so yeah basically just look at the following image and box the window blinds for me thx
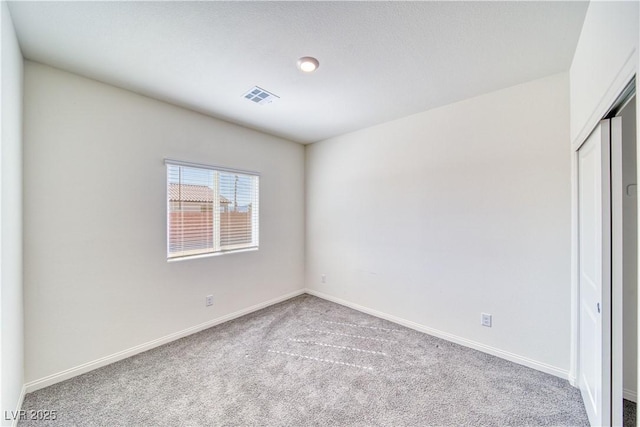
[166,161,259,259]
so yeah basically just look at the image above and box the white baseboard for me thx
[305,288,571,381]
[22,288,574,394]
[624,388,637,402]
[24,289,305,394]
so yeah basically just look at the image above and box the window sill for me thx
[167,247,258,262]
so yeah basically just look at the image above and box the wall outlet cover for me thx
[481,313,492,327]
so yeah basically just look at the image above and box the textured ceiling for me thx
[8,1,588,144]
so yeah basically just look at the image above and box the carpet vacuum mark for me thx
[19,294,589,426]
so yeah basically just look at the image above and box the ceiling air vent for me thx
[242,86,280,105]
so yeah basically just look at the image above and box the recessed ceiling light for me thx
[297,56,319,73]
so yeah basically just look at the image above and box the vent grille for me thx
[242,86,280,105]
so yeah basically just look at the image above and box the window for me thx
[166,160,259,260]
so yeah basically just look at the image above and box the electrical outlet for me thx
[206,295,214,307]
[321,274,326,283]
[481,313,492,327]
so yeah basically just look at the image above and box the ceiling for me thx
[7,1,589,144]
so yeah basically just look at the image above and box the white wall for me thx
[0,1,24,424]
[23,62,305,385]
[306,73,572,376]
[569,1,638,147]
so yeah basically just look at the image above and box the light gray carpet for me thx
[19,294,588,426]
[623,399,636,427]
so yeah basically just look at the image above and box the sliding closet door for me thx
[578,119,612,427]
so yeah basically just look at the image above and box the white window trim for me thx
[165,159,260,261]
[164,158,261,177]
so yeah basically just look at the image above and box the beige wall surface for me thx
[23,62,305,383]
[306,73,572,376]
[569,1,638,147]
[1,1,24,422]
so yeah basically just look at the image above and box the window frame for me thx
[165,159,260,261]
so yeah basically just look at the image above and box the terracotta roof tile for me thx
[168,183,229,203]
